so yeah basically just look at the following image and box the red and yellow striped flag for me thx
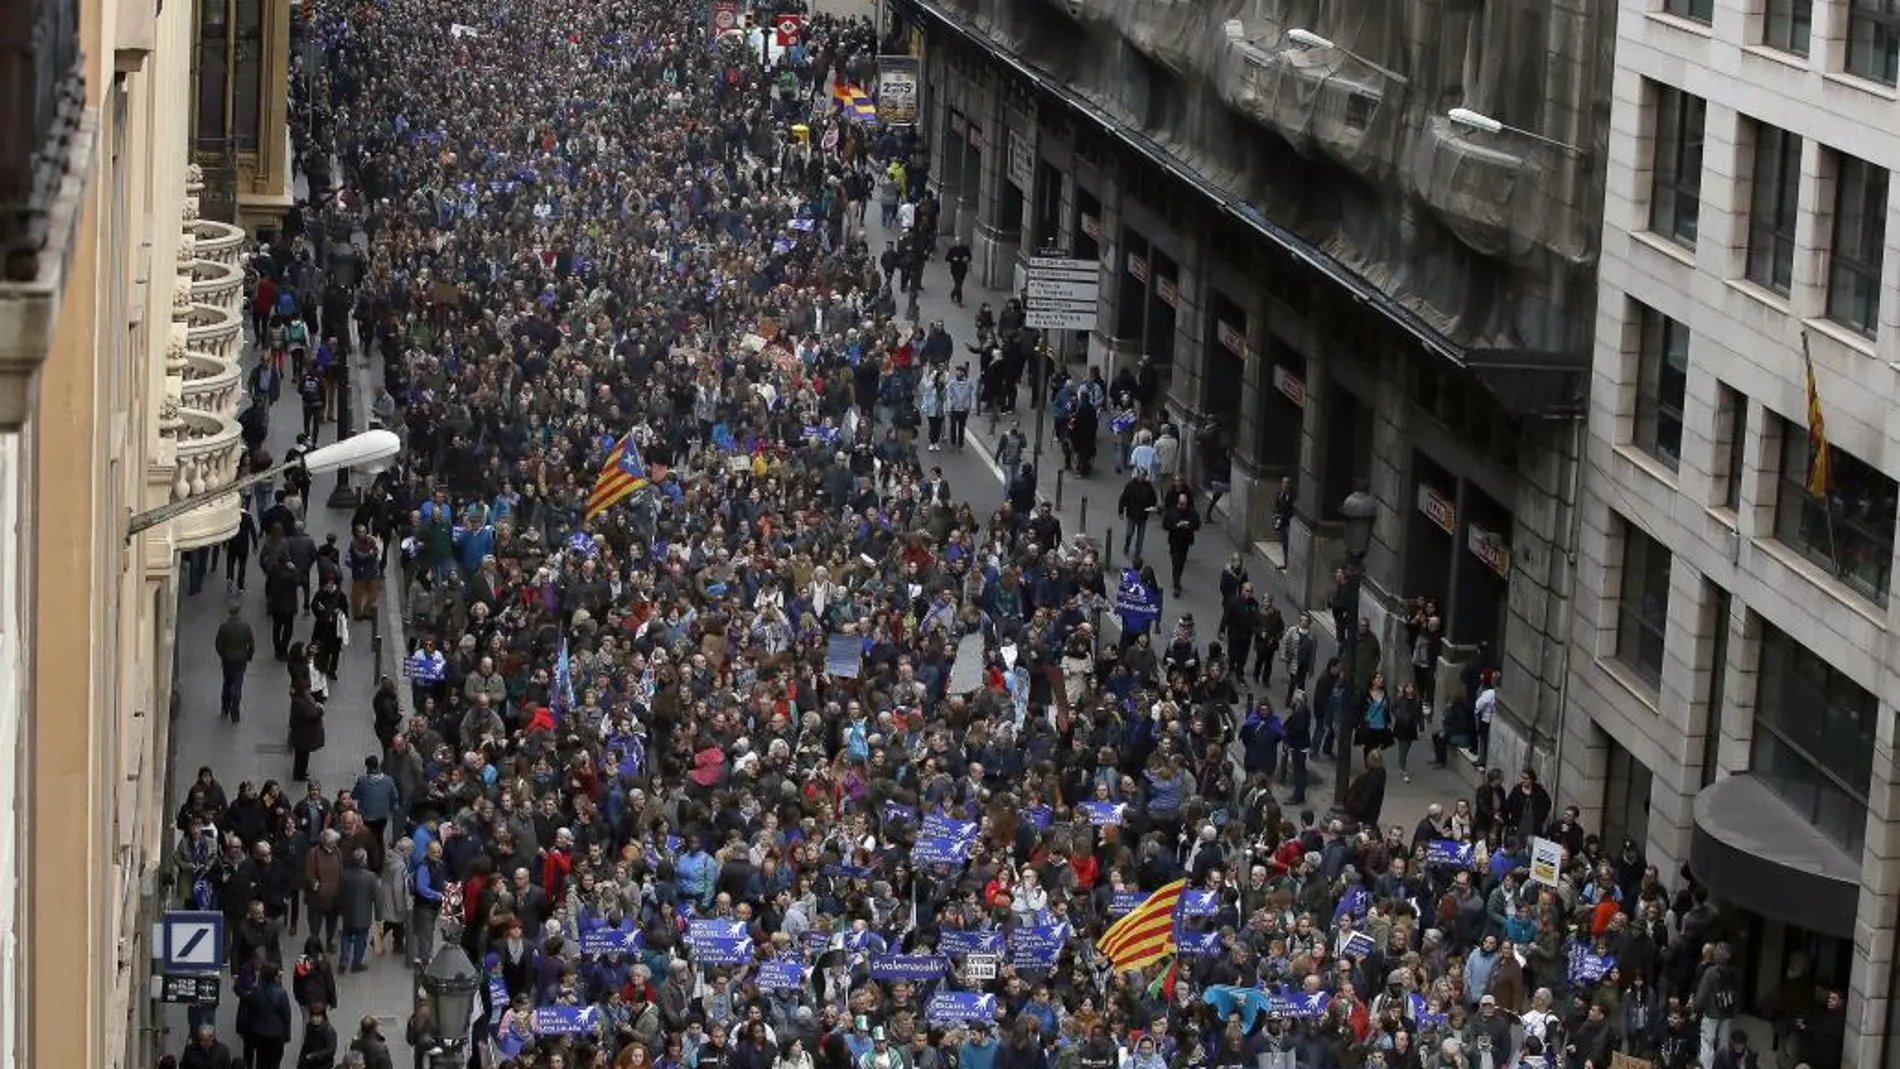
[1095,878,1185,972]
[1804,351,1831,497]
[585,431,650,521]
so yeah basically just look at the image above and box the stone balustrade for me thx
[187,258,245,322]
[183,301,242,363]
[169,408,246,550]
[178,348,244,421]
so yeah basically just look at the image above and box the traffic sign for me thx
[160,973,223,1005]
[1024,257,1100,332]
[774,14,803,47]
[160,910,225,973]
[1024,308,1097,330]
[1026,280,1099,302]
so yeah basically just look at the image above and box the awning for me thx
[1689,775,1860,939]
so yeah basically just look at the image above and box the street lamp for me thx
[1447,108,1587,156]
[126,428,401,538]
[1333,490,1378,811]
[1285,28,1408,83]
[419,937,481,1069]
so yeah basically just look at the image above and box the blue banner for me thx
[533,1005,601,1036]
[1021,804,1052,830]
[1340,931,1375,959]
[1080,801,1126,826]
[869,954,950,981]
[1266,989,1334,1019]
[1177,929,1223,958]
[578,927,642,956]
[825,633,863,678]
[919,814,978,841]
[1567,946,1615,985]
[487,974,510,1033]
[822,861,877,879]
[690,934,753,966]
[1008,924,1069,968]
[690,919,748,940]
[911,835,975,866]
[805,930,834,958]
[937,929,1003,958]
[1333,887,1370,922]
[758,960,806,991]
[926,991,996,1025]
[1409,993,1444,1027]
[1108,890,1148,916]
[882,801,918,826]
[1424,840,1475,867]
[1115,570,1160,635]
[1203,985,1275,1032]
[1178,890,1219,917]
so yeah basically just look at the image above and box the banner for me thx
[1424,840,1474,868]
[1108,890,1148,916]
[926,991,996,1025]
[708,0,738,36]
[920,814,977,841]
[1265,989,1333,1019]
[1340,931,1375,959]
[911,835,975,866]
[938,929,1004,958]
[875,56,921,126]
[882,801,919,826]
[578,927,642,956]
[758,960,807,991]
[1178,890,1219,917]
[825,633,863,678]
[1115,570,1160,635]
[690,935,753,965]
[1567,945,1615,985]
[870,954,950,981]
[533,1005,602,1036]
[1080,801,1125,826]
[1177,929,1223,958]
[1529,836,1564,886]
[1008,924,1069,968]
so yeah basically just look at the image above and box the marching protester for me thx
[169,0,1771,1066]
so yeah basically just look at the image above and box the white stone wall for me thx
[1579,0,1900,1064]
[0,431,24,1069]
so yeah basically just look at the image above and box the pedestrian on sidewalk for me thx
[288,683,325,782]
[994,424,1027,493]
[1161,487,1200,598]
[347,525,382,620]
[336,849,377,972]
[224,509,259,593]
[1154,424,1181,484]
[1116,469,1157,563]
[921,367,945,451]
[1281,612,1317,706]
[265,554,301,659]
[215,599,257,722]
[946,238,971,305]
[234,961,292,1069]
[945,364,975,448]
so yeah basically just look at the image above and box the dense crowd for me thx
[166,1,1852,1069]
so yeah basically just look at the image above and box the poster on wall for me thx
[877,56,921,126]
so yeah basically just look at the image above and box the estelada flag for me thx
[585,431,649,520]
[1095,878,1185,972]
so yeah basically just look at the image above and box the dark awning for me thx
[1690,776,1859,939]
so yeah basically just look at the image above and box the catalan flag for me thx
[831,81,877,124]
[1803,341,1831,497]
[585,431,650,520]
[1095,878,1185,972]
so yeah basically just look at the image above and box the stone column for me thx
[1848,707,1900,1069]
[1286,358,1330,608]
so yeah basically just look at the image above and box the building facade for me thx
[0,0,248,1062]
[890,0,1612,775]
[1571,0,1900,1062]
[189,0,296,231]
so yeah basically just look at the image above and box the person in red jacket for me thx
[542,827,576,897]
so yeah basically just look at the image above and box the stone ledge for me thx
[0,108,100,430]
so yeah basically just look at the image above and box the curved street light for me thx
[1448,108,1587,155]
[126,428,401,538]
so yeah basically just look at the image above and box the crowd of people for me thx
[164,0,1850,1068]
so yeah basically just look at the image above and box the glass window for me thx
[233,0,262,152]
[1720,384,1748,510]
[1746,124,1802,294]
[1776,418,1899,604]
[1701,585,1731,787]
[1650,86,1706,247]
[1764,0,1814,54]
[1634,304,1688,469]
[1826,153,1888,337]
[1750,623,1876,855]
[1847,0,1900,84]
[194,0,228,144]
[1616,520,1672,686]
[1665,0,1714,21]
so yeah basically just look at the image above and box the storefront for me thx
[1321,386,1373,522]
[1405,454,1457,614]
[1456,488,1512,648]
[1204,289,1246,434]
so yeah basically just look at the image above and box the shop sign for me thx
[1155,277,1179,309]
[1272,365,1305,406]
[1126,253,1149,284]
[1216,320,1245,356]
[1079,213,1103,242]
[1468,523,1511,577]
[1007,129,1036,194]
[1416,485,1456,535]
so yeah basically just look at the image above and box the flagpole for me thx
[1801,332,1843,573]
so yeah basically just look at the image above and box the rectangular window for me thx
[1750,622,1876,855]
[1634,304,1689,469]
[1763,0,1814,55]
[1746,123,1802,294]
[1701,585,1731,787]
[1616,520,1673,686]
[1665,0,1714,21]
[1826,152,1888,337]
[194,0,228,144]
[1847,0,1900,84]
[233,0,263,152]
[1650,86,1707,247]
[1776,418,1898,604]
[1719,384,1748,510]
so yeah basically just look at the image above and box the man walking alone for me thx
[214,599,256,722]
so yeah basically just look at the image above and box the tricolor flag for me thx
[1094,878,1185,972]
[1803,336,1831,497]
[831,82,877,124]
[585,431,650,520]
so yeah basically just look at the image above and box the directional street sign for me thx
[1024,256,1101,331]
[159,910,225,973]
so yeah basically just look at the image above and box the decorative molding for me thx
[0,107,99,430]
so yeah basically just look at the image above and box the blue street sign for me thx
[161,910,225,973]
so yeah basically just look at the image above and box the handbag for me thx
[338,614,351,649]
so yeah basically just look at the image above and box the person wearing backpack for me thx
[300,365,325,441]
[1694,943,1743,1069]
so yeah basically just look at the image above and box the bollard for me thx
[372,612,384,683]
[1055,469,1064,511]
[1105,527,1114,570]
[1079,496,1088,534]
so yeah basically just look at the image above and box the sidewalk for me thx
[859,210,1479,825]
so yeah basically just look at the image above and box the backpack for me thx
[1710,966,1740,1016]
[286,320,309,348]
[300,372,323,404]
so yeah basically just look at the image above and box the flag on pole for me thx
[1094,878,1185,971]
[1145,957,1179,1002]
[1803,342,1831,497]
[586,431,650,520]
[831,82,877,123]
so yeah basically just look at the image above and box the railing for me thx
[187,258,244,320]
[189,217,247,268]
[0,0,84,281]
[178,349,243,420]
[183,301,241,363]
[169,408,245,550]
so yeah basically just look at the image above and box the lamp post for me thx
[127,429,400,539]
[1332,490,1378,810]
[1286,28,1409,83]
[419,934,481,1069]
[1447,108,1587,155]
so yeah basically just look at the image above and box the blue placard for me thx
[533,1005,601,1035]
[758,960,806,991]
[1424,839,1474,867]
[1080,801,1126,826]
[579,927,642,956]
[691,934,753,966]
[1340,931,1376,959]
[926,991,996,1024]
[937,929,1003,958]
[869,954,950,981]
[1409,992,1445,1027]
[1109,890,1148,916]
[882,801,919,826]
[805,930,834,958]
[911,835,974,866]
[1177,929,1224,958]
[1021,804,1052,830]
[822,861,877,879]
[1178,890,1219,917]
[1568,947,1615,985]
[825,633,862,678]
[1008,924,1069,968]
[1333,887,1370,921]
[1267,989,1334,1019]
[690,919,748,940]
[919,813,977,840]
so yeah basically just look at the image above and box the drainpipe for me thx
[1547,413,1586,808]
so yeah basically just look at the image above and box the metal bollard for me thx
[1079,497,1088,534]
[372,612,383,682]
[1055,469,1065,510]
[1105,527,1114,570]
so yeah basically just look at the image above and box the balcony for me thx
[177,344,242,421]
[1405,114,1591,265]
[1215,24,1408,186]
[183,175,246,268]
[186,257,243,321]
[178,294,241,363]
[167,408,244,550]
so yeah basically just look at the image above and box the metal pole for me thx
[1104,526,1114,571]
[1055,470,1064,511]
[1078,496,1088,534]
[1333,558,1364,814]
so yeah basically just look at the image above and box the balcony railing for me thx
[186,258,244,321]
[169,408,245,549]
[182,300,241,363]
[178,348,243,420]
[0,0,85,282]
